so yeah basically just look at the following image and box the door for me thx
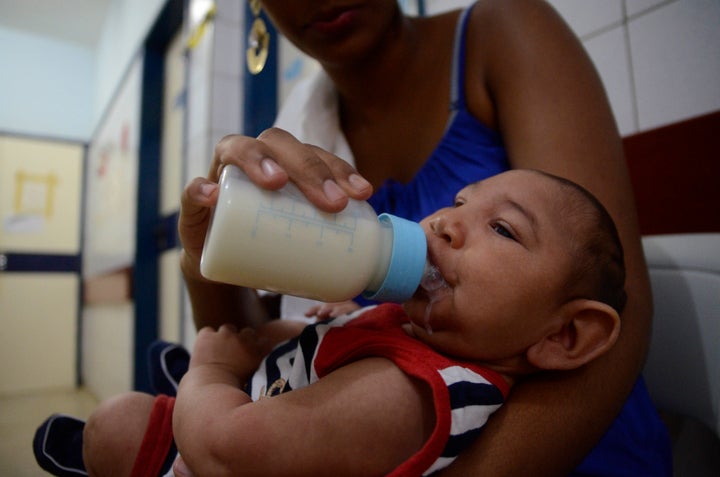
[0,136,84,394]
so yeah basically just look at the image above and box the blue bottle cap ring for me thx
[363,213,427,303]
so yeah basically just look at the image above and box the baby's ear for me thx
[526,299,620,371]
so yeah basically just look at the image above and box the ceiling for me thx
[0,0,112,47]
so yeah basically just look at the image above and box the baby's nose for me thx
[429,215,464,248]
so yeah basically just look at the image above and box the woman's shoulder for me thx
[461,0,589,128]
[465,0,578,55]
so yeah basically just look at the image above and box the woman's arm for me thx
[174,329,434,477]
[441,1,653,475]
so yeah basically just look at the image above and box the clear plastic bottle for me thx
[200,165,428,303]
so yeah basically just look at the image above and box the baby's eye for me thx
[454,198,465,208]
[492,223,516,241]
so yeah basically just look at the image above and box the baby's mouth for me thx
[409,260,449,335]
[417,254,451,305]
[421,261,448,293]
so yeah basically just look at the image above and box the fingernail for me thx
[260,158,282,178]
[199,183,217,197]
[323,179,347,204]
[348,174,372,193]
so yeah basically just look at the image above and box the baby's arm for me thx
[253,319,307,354]
[174,335,435,477]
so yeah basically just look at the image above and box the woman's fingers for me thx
[306,144,373,200]
[257,128,350,211]
[213,128,372,212]
[213,133,289,189]
[180,128,374,285]
[178,177,218,259]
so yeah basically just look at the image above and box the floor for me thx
[0,388,98,477]
[3,388,719,476]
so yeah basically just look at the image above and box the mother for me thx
[179,1,670,475]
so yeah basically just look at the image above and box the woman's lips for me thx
[308,7,360,36]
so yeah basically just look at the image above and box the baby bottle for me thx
[200,165,428,303]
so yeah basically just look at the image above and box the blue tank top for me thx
[367,6,508,222]
[367,4,672,476]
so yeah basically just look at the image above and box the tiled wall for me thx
[182,0,245,345]
[424,0,720,136]
[186,0,720,168]
[186,0,720,176]
[195,0,720,151]
[184,0,244,184]
[543,0,720,135]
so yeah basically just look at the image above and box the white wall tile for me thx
[213,21,242,79]
[185,12,215,182]
[186,19,214,144]
[423,0,473,15]
[625,0,670,18]
[187,65,210,140]
[584,27,637,135]
[629,0,720,130]
[215,0,242,26]
[211,74,241,135]
[186,133,211,181]
[547,0,624,38]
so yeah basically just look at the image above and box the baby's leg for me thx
[83,392,154,476]
[83,392,175,477]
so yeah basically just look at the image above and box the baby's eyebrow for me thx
[501,198,539,242]
[456,182,481,200]
[506,199,537,228]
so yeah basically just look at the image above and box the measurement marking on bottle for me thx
[251,196,359,251]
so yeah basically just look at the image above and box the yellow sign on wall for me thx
[0,136,83,254]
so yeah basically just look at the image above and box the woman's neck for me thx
[323,14,421,116]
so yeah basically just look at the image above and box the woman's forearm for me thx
[181,251,270,330]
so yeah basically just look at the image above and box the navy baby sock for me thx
[147,340,190,396]
[33,414,88,476]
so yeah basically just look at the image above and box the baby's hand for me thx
[304,301,361,320]
[190,324,263,379]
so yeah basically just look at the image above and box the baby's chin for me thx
[402,298,442,336]
[402,294,426,317]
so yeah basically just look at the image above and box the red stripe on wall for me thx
[623,110,720,236]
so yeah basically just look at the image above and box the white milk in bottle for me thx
[200,165,428,303]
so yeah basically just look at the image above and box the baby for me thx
[37,169,626,477]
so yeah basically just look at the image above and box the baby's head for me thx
[404,169,625,376]
[536,171,627,316]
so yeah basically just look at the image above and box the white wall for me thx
[0,0,166,142]
[425,0,720,136]
[0,27,94,141]
[544,0,720,135]
[92,0,166,134]
[2,0,718,142]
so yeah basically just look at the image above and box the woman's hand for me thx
[212,128,372,211]
[178,127,372,282]
[178,177,219,282]
[178,128,373,329]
